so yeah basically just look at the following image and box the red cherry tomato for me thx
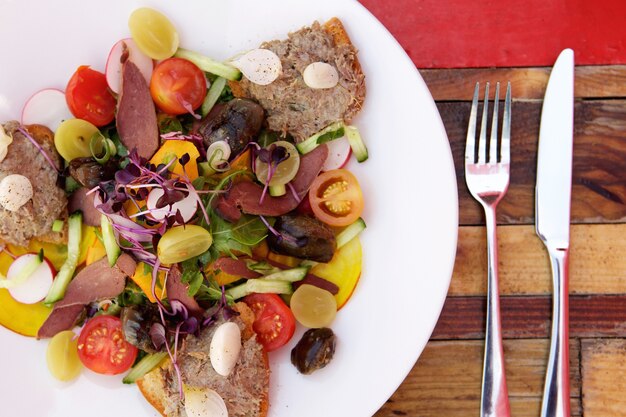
[150,58,207,115]
[309,169,364,227]
[77,315,138,375]
[66,66,116,126]
[243,293,296,352]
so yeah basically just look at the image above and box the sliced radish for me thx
[7,253,55,304]
[21,88,73,132]
[321,136,352,171]
[106,38,154,94]
[146,187,198,223]
[230,49,282,86]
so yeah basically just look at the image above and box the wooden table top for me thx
[359,1,626,416]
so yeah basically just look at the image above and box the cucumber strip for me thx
[175,49,242,81]
[52,219,64,233]
[0,252,43,289]
[261,266,308,282]
[299,260,319,269]
[244,260,282,276]
[296,121,345,154]
[269,184,286,197]
[101,214,121,267]
[345,125,369,162]
[44,212,82,305]
[201,76,227,117]
[122,352,168,384]
[336,217,367,249]
[198,161,214,177]
[226,279,293,300]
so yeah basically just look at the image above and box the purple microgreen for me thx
[170,300,189,320]
[17,126,60,173]
[150,322,167,350]
[179,152,191,167]
[271,145,289,165]
[175,93,202,120]
[175,209,185,225]
[287,182,301,203]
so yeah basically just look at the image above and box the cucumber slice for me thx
[101,214,121,267]
[336,217,367,248]
[261,266,309,282]
[296,121,345,154]
[123,352,168,384]
[44,212,83,305]
[52,219,64,233]
[175,49,242,81]
[226,279,293,300]
[201,76,227,117]
[269,184,286,197]
[345,125,369,162]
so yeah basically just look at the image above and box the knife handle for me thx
[541,247,571,417]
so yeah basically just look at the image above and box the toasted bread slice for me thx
[229,17,366,142]
[137,302,269,417]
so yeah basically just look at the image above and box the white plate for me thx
[0,0,458,416]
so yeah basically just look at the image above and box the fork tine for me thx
[489,82,500,162]
[501,82,512,164]
[465,82,480,164]
[477,82,489,164]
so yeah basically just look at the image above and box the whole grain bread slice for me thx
[136,302,269,417]
[229,17,366,142]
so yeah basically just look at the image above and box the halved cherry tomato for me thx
[66,66,116,127]
[243,293,296,352]
[150,58,207,115]
[77,315,138,375]
[309,169,364,227]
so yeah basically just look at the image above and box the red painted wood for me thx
[359,0,626,68]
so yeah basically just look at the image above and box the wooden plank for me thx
[451,224,626,296]
[374,339,581,417]
[581,339,626,416]
[432,295,626,340]
[421,66,626,100]
[360,0,626,68]
[440,100,626,225]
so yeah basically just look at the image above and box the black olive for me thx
[291,328,336,374]
[197,98,265,158]
[68,157,118,188]
[120,305,161,353]
[267,214,336,262]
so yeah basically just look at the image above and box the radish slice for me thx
[106,38,154,94]
[146,187,198,223]
[230,49,282,85]
[321,136,352,171]
[303,62,339,89]
[7,253,55,304]
[21,89,73,132]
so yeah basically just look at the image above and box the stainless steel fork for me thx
[465,82,512,417]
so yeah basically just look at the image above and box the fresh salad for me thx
[0,7,367,417]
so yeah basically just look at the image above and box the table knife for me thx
[535,48,574,417]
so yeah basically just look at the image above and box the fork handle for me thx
[540,247,571,417]
[481,207,511,417]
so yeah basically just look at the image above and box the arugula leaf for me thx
[210,214,269,258]
[181,270,204,297]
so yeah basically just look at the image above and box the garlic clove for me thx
[230,49,282,86]
[303,62,339,89]
[210,321,242,377]
[0,174,33,212]
[184,386,228,417]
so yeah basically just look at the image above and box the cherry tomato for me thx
[309,169,364,227]
[243,293,296,352]
[65,66,116,127]
[150,58,207,115]
[77,315,138,375]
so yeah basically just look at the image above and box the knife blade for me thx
[535,48,574,417]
